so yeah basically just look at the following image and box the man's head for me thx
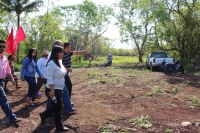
[63,42,71,53]
[42,50,49,58]
[53,40,64,48]
[0,40,6,54]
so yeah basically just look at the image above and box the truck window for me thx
[150,54,155,57]
[150,53,167,58]
[160,53,167,57]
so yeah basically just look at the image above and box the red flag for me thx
[6,27,14,56]
[13,26,26,52]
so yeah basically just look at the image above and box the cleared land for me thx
[0,58,200,133]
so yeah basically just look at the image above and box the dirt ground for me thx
[0,65,200,133]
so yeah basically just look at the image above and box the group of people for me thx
[0,40,87,132]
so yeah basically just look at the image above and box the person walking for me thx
[4,55,21,91]
[0,40,21,123]
[39,46,68,132]
[62,42,87,98]
[20,48,43,106]
[32,50,49,101]
[46,40,76,113]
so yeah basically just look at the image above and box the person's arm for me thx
[35,62,43,78]
[46,61,55,98]
[65,67,72,73]
[49,84,55,99]
[20,57,29,80]
[72,50,87,55]
[36,59,43,78]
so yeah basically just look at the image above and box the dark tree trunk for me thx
[138,50,143,62]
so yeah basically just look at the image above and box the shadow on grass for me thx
[160,72,200,88]
[14,100,47,119]
[31,112,78,133]
[116,63,146,70]
[85,62,147,69]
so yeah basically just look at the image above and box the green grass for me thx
[14,62,21,72]
[165,129,173,133]
[98,125,127,133]
[130,115,151,129]
[171,86,180,94]
[14,56,145,71]
[189,96,199,105]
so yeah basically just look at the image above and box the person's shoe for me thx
[71,102,74,106]
[66,108,77,113]
[10,118,21,123]
[56,126,68,132]
[71,108,77,112]
[39,113,45,126]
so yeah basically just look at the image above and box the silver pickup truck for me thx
[146,52,174,71]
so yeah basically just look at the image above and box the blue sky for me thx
[40,0,133,49]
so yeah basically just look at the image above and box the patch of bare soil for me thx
[0,67,200,133]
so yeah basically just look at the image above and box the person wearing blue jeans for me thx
[0,80,21,123]
[46,86,75,113]
[0,40,21,123]
[24,76,37,98]
[20,48,43,106]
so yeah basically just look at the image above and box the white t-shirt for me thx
[46,60,67,90]
[36,57,47,79]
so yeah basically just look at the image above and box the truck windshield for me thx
[150,53,167,58]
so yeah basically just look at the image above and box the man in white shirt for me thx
[32,50,49,100]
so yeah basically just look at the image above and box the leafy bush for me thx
[184,63,193,73]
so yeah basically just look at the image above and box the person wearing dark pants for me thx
[62,42,87,98]
[20,48,43,106]
[46,40,75,113]
[64,74,72,97]
[42,88,63,128]
[32,50,49,101]
[40,46,68,132]
[32,78,47,100]
[0,40,21,124]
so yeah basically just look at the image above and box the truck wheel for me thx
[150,65,154,72]
[169,69,172,75]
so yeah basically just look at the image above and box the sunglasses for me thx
[0,46,5,48]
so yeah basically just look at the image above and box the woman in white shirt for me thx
[39,46,68,132]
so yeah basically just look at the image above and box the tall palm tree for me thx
[0,0,43,62]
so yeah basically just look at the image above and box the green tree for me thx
[56,0,112,52]
[115,0,152,62]
[20,10,64,57]
[0,0,43,62]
